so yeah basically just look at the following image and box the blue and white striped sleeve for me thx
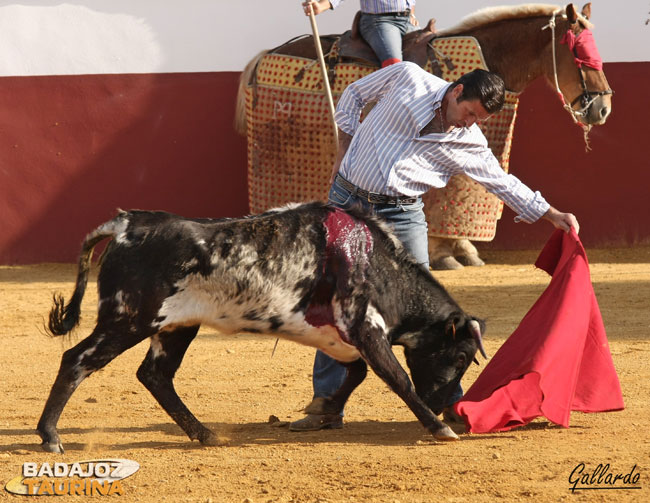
[461,145,550,224]
[334,63,403,136]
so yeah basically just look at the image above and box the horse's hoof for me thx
[433,424,459,441]
[455,254,485,267]
[430,256,464,270]
[41,441,64,454]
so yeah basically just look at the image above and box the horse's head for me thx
[554,3,613,126]
[433,3,613,130]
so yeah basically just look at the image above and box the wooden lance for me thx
[306,3,339,143]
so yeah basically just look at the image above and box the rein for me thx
[542,9,612,150]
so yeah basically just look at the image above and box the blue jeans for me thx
[359,13,417,63]
[311,177,463,413]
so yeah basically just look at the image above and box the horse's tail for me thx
[234,50,269,136]
[48,211,128,336]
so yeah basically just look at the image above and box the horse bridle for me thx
[571,62,614,118]
[542,9,613,125]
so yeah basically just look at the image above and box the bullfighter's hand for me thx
[543,207,580,234]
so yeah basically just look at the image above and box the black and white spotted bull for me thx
[37,202,486,453]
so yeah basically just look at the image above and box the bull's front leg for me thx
[356,326,458,441]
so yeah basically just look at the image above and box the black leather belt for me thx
[367,10,411,17]
[335,174,418,205]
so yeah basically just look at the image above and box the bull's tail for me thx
[233,50,269,136]
[48,212,127,336]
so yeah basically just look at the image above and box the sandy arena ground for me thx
[1,247,649,502]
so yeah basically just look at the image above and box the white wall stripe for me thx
[0,1,646,77]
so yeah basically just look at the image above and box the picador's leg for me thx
[135,326,217,445]
[37,322,152,453]
[304,358,368,415]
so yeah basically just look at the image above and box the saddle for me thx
[335,11,440,74]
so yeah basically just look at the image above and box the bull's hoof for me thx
[433,424,459,441]
[41,440,65,454]
[197,429,220,446]
[430,256,464,270]
[455,254,485,267]
[304,397,340,415]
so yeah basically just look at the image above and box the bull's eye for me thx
[456,353,467,369]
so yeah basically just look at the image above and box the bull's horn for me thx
[468,319,488,359]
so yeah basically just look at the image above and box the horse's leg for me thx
[37,321,152,453]
[453,238,485,267]
[304,358,368,415]
[428,236,464,270]
[135,326,218,445]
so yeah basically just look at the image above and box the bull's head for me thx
[402,315,487,414]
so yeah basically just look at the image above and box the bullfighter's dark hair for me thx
[450,69,506,114]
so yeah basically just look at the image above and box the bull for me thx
[37,202,486,453]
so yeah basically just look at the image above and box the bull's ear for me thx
[445,315,461,339]
[581,2,591,20]
[566,4,579,24]
[473,357,480,366]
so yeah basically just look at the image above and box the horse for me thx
[235,3,612,269]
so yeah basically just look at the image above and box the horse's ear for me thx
[581,3,592,20]
[566,4,578,24]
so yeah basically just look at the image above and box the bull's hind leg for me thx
[37,323,152,453]
[136,326,217,446]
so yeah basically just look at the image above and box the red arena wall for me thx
[0,62,647,264]
[490,61,649,250]
[0,72,248,264]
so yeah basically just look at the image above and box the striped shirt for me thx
[329,0,415,14]
[334,62,550,224]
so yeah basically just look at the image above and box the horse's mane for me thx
[437,3,594,36]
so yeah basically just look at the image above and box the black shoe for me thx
[442,406,464,424]
[289,414,343,432]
